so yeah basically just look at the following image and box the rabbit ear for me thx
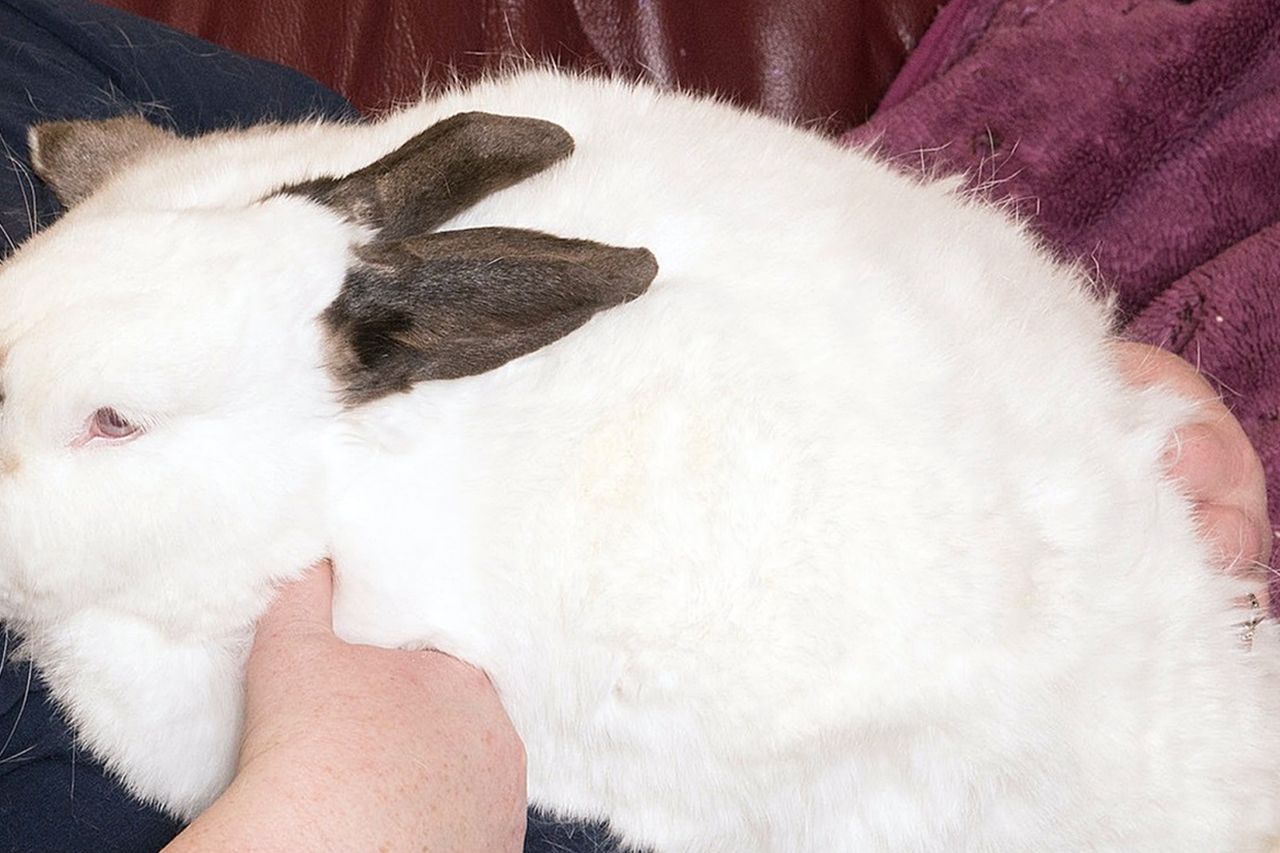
[323,226,658,404]
[286,112,574,240]
[28,115,175,207]
[305,112,639,404]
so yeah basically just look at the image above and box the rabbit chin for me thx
[0,433,329,629]
[0,460,329,818]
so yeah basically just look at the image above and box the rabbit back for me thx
[309,72,1280,851]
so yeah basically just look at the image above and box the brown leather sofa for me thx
[99,0,942,130]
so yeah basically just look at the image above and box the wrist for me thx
[164,759,355,852]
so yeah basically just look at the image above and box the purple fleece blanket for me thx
[844,0,1280,576]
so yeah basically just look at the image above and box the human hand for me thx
[1114,341,1272,607]
[167,561,526,852]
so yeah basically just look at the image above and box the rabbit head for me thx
[0,111,656,638]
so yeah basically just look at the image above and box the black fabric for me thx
[0,0,356,248]
[0,3,623,851]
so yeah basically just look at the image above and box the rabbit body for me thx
[0,70,1277,851]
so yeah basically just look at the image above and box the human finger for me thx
[253,560,335,649]
[1113,341,1271,568]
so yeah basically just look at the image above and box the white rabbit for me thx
[1,68,1277,852]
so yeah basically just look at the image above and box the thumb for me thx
[254,560,335,646]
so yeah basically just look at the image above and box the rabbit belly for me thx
[325,72,1280,851]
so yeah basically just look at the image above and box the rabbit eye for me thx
[90,407,140,440]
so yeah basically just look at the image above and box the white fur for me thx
[0,69,1276,850]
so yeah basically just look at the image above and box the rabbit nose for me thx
[0,448,17,476]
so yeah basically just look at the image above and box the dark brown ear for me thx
[323,227,658,404]
[28,115,176,207]
[286,112,574,240]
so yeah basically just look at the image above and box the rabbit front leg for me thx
[20,610,248,819]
